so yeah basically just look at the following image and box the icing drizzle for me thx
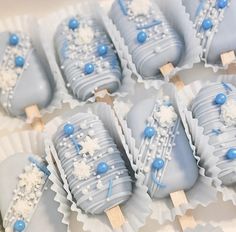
[0,32,32,113]
[194,0,230,61]
[138,97,179,197]
[3,157,49,232]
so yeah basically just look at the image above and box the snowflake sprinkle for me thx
[73,160,91,180]
[129,0,151,16]
[77,26,94,44]
[221,99,236,127]
[0,69,18,91]
[80,136,100,156]
[18,166,44,193]
[154,105,177,128]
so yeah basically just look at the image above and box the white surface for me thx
[0,0,235,231]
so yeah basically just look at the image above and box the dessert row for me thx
[0,0,235,231]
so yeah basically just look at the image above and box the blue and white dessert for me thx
[109,0,184,79]
[182,0,236,65]
[0,153,66,232]
[0,32,52,117]
[127,97,198,198]
[55,17,122,101]
[53,113,132,214]
[191,82,236,185]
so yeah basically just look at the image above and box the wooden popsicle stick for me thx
[105,205,125,230]
[160,63,196,231]
[221,51,236,74]
[95,89,113,106]
[170,191,197,230]
[95,89,125,229]
[160,63,185,90]
[25,105,44,131]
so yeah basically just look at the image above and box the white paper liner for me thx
[178,75,236,206]
[0,15,69,131]
[113,82,219,224]
[100,0,202,89]
[44,102,152,232]
[0,130,70,231]
[38,1,136,111]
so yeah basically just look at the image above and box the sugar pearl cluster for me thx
[0,32,31,110]
[119,0,170,46]
[3,157,49,232]
[138,97,180,197]
[54,113,132,214]
[194,0,230,59]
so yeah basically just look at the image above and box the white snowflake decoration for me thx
[0,69,17,91]
[129,0,151,16]
[18,166,44,193]
[154,105,177,127]
[74,160,91,180]
[221,99,236,127]
[13,199,31,218]
[77,25,94,44]
[80,136,100,156]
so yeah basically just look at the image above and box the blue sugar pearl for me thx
[144,126,156,139]
[152,158,165,170]
[15,56,25,67]
[9,34,19,46]
[217,0,228,8]
[84,63,94,75]
[96,162,109,175]
[68,18,79,30]
[215,93,227,105]
[97,44,108,56]
[63,123,74,136]
[14,220,25,232]
[226,148,236,160]
[137,31,147,44]
[202,18,213,30]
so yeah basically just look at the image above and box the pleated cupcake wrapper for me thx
[44,102,152,232]
[178,74,236,205]
[180,3,236,73]
[113,82,219,224]
[38,1,136,111]
[0,130,70,231]
[0,15,69,131]
[100,0,202,89]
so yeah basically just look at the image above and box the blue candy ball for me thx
[96,162,109,174]
[14,220,25,232]
[63,123,74,136]
[152,158,165,170]
[215,93,227,105]
[217,0,228,8]
[9,34,19,46]
[15,56,25,67]
[84,63,94,75]
[144,126,156,139]
[97,44,108,56]
[68,18,79,30]
[226,148,236,160]
[137,31,147,44]
[202,18,213,30]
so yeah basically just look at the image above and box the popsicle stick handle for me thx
[105,205,125,230]
[221,51,235,66]
[170,190,197,231]
[95,89,113,106]
[25,105,44,131]
[221,51,236,74]
[160,63,185,90]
